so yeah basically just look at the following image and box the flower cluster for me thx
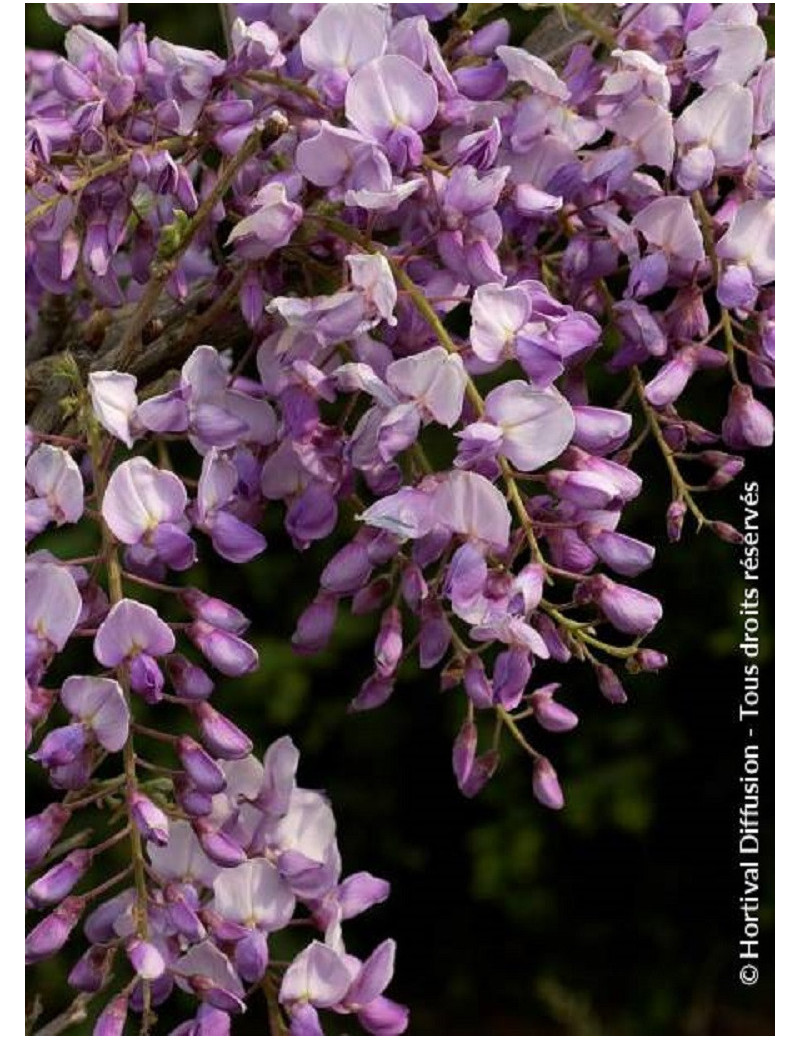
[26,2,774,1034]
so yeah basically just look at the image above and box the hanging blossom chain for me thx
[26,1,774,1034]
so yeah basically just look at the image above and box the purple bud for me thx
[352,578,392,615]
[492,649,531,711]
[628,649,669,673]
[400,563,427,611]
[700,451,745,490]
[418,604,451,669]
[452,719,477,791]
[193,702,253,760]
[165,654,214,701]
[234,929,269,983]
[27,849,91,907]
[68,945,112,993]
[710,520,745,545]
[174,778,214,818]
[165,885,207,943]
[128,652,165,703]
[126,937,166,980]
[26,804,70,869]
[291,594,337,655]
[320,541,373,594]
[240,269,265,329]
[177,736,227,795]
[460,750,499,798]
[666,500,686,542]
[374,607,403,678]
[532,758,565,810]
[594,663,627,705]
[530,685,579,733]
[721,384,774,449]
[349,673,394,713]
[463,654,493,709]
[93,995,128,1036]
[189,976,247,1015]
[189,621,258,677]
[194,819,247,867]
[578,574,663,636]
[31,723,87,769]
[25,896,84,963]
[130,791,170,846]
[181,590,249,634]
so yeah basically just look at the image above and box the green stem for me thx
[86,412,153,1029]
[632,368,708,529]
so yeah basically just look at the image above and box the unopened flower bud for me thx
[165,654,214,701]
[530,684,579,733]
[594,662,628,705]
[709,520,745,544]
[68,945,113,993]
[374,607,403,678]
[291,594,337,655]
[181,589,249,634]
[26,804,70,869]
[177,736,227,794]
[188,621,258,677]
[27,849,91,907]
[130,791,170,845]
[532,757,564,810]
[666,499,687,542]
[93,994,128,1036]
[193,702,253,760]
[193,819,247,867]
[25,896,84,963]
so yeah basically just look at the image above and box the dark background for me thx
[26,5,775,1035]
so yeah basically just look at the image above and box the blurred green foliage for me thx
[26,5,774,1035]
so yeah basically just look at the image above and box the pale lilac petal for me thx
[632,196,705,263]
[347,254,397,325]
[26,563,82,650]
[279,941,352,1008]
[485,381,575,472]
[301,4,387,74]
[433,471,511,549]
[358,487,435,540]
[26,445,84,525]
[389,348,466,428]
[61,676,129,752]
[675,83,754,166]
[716,198,775,285]
[213,859,295,930]
[89,371,138,448]
[470,283,531,363]
[94,599,175,666]
[102,457,187,545]
[345,55,438,139]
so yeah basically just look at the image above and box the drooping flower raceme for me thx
[25,2,774,1034]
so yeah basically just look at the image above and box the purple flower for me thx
[26,562,82,679]
[61,675,129,752]
[94,599,175,666]
[345,55,438,169]
[213,858,295,932]
[103,457,195,570]
[26,445,84,540]
[226,183,302,259]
